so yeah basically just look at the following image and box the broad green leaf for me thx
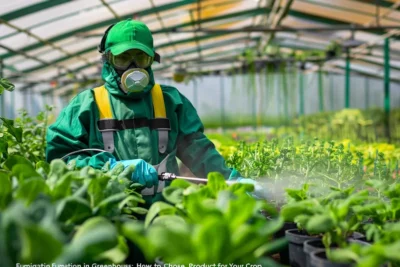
[194,217,230,263]
[47,160,68,188]
[162,186,184,204]
[109,162,125,176]
[130,207,148,215]
[329,247,360,263]
[223,192,257,230]
[207,172,228,196]
[55,217,118,264]
[352,202,386,216]
[0,118,22,143]
[357,255,385,267]
[51,172,75,200]
[56,197,92,225]
[305,214,335,234]
[144,202,177,227]
[151,215,187,231]
[19,224,63,264]
[0,78,15,92]
[229,224,269,261]
[391,198,400,211]
[121,222,152,259]
[382,241,400,261]
[285,188,307,202]
[66,159,77,171]
[88,176,109,207]
[12,163,41,181]
[94,193,127,217]
[117,164,135,180]
[228,182,255,197]
[146,224,193,262]
[0,213,14,266]
[14,177,50,205]
[105,177,129,196]
[294,214,310,229]
[96,235,128,263]
[0,138,8,154]
[35,161,50,175]
[117,194,145,210]
[280,201,314,222]
[0,172,12,210]
[4,155,33,171]
[170,179,192,189]
[254,237,288,257]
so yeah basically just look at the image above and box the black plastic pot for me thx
[285,229,321,267]
[274,221,297,264]
[262,212,297,265]
[309,251,354,267]
[304,240,338,267]
[348,231,365,240]
[305,236,370,267]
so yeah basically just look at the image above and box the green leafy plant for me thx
[122,173,285,266]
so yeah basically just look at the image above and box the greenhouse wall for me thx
[1,73,400,125]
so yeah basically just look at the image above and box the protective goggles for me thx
[107,49,153,70]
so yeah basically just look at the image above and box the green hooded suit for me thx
[46,20,239,204]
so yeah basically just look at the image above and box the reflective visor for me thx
[108,49,153,70]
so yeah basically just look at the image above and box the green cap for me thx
[105,19,154,57]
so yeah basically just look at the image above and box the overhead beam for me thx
[28,35,261,90]
[15,46,98,74]
[100,0,121,20]
[352,0,399,10]
[168,24,400,33]
[0,0,197,59]
[14,8,266,74]
[0,43,77,77]
[0,18,94,67]
[0,0,70,21]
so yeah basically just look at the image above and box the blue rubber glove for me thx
[237,177,266,199]
[110,159,158,188]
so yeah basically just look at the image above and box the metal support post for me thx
[299,71,305,115]
[0,59,4,117]
[318,66,324,112]
[220,74,225,131]
[365,77,370,110]
[282,67,289,124]
[277,73,281,118]
[345,52,351,108]
[193,78,198,109]
[329,74,334,111]
[384,37,391,141]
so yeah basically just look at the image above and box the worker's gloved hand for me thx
[237,177,266,199]
[110,159,158,188]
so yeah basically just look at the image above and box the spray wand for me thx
[158,172,236,185]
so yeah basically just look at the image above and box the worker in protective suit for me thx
[46,19,263,205]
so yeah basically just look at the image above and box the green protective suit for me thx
[46,59,239,204]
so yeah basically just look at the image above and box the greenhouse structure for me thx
[1,0,400,266]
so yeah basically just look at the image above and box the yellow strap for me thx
[151,83,166,118]
[93,85,113,119]
[94,84,165,119]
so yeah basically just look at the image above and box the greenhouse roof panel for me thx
[1,0,400,86]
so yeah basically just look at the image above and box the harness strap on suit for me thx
[93,84,170,155]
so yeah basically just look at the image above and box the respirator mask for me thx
[107,49,153,93]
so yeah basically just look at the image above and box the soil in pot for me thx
[285,229,321,267]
